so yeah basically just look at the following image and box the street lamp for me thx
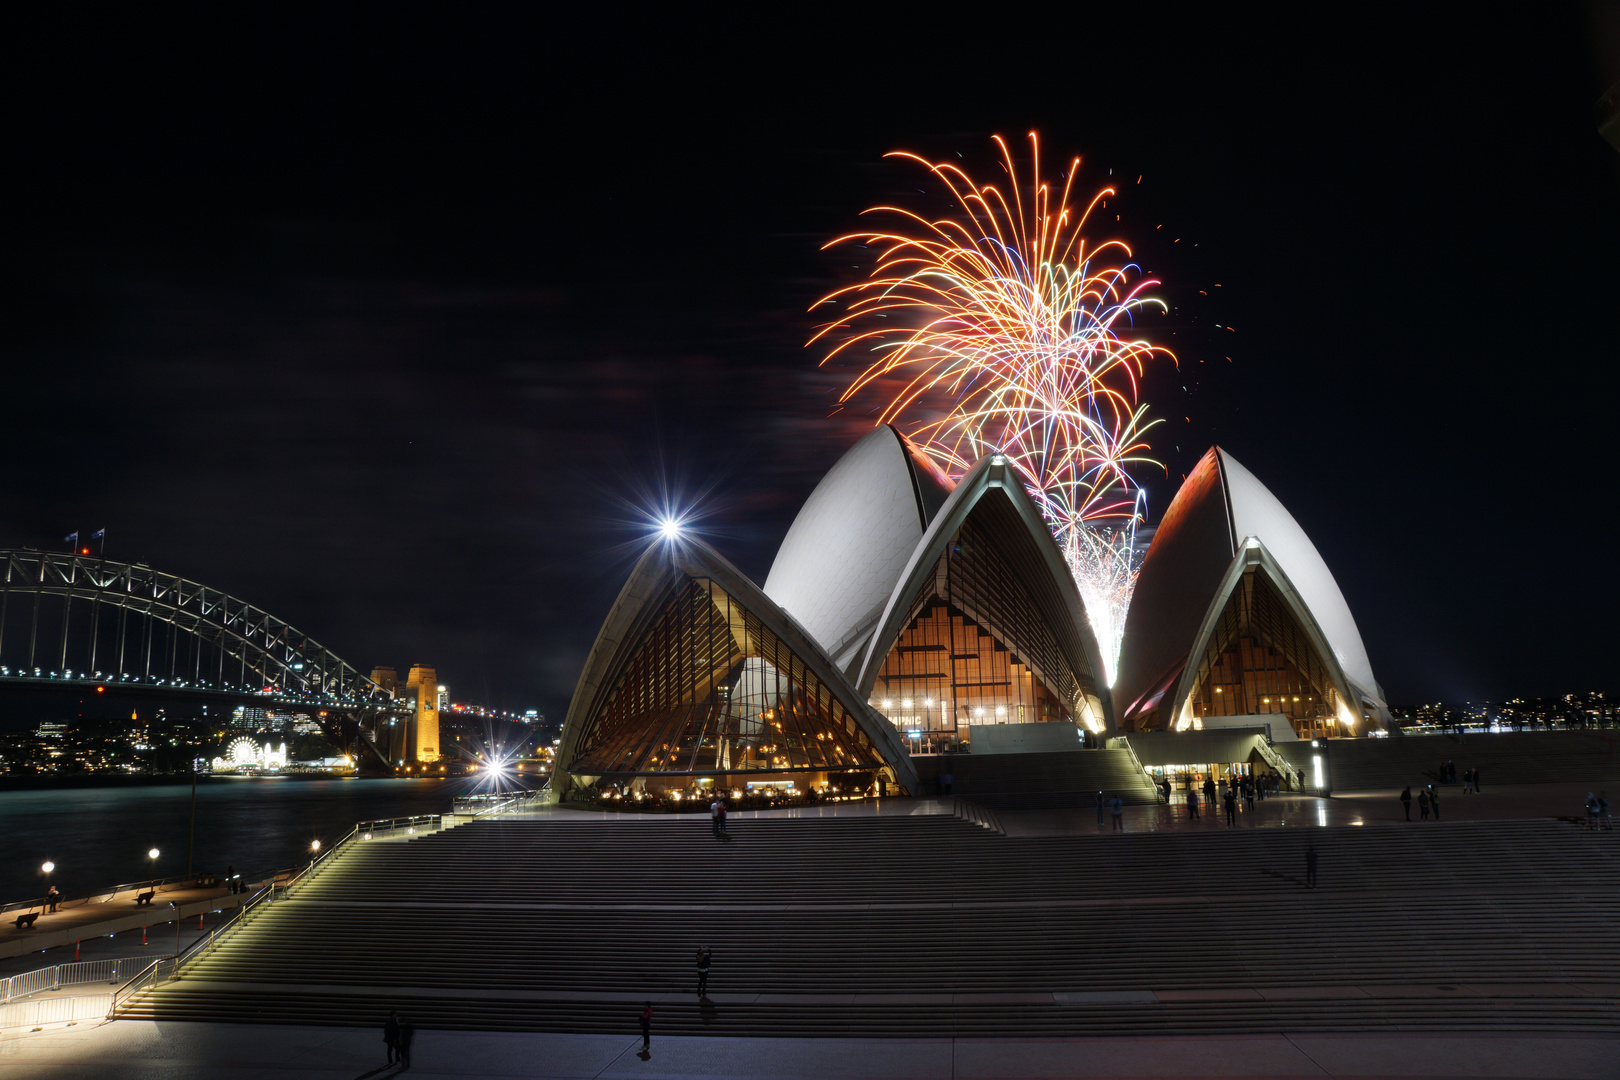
[41,861,55,912]
[147,847,160,886]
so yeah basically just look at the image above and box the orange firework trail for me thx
[811,133,1175,683]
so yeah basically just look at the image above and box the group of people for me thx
[1399,785,1444,820]
[1435,760,1481,790]
[1095,791,1126,830]
[382,1010,415,1068]
[709,797,728,838]
[1586,793,1613,829]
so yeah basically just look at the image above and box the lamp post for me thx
[147,847,160,887]
[41,861,55,913]
[309,839,321,873]
[169,901,181,957]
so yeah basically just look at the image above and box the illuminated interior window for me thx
[1185,567,1340,739]
[869,507,1090,741]
[568,577,884,779]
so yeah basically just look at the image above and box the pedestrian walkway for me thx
[0,881,258,962]
[2,1020,1615,1079]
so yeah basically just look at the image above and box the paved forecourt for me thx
[3,1020,1619,1079]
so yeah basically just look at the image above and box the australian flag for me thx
[64,531,78,545]
[92,529,105,539]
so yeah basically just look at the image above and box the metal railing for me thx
[109,878,276,1017]
[452,786,545,817]
[1,873,200,918]
[2,957,147,1005]
[2,992,112,1029]
[103,799,484,1018]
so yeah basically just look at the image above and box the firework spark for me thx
[812,133,1173,684]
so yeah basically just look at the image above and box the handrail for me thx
[1250,736,1305,791]
[105,798,473,1016]
[1108,736,1159,798]
[2,873,201,917]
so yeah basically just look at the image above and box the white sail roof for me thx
[764,426,951,672]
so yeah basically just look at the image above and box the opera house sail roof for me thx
[764,425,952,676]
[855,453,1115,737]
[553,533,919,799]
[1114,447,1389,737]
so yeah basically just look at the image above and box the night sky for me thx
[4,8,1616,717]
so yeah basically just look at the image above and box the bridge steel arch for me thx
[0,549,385,705]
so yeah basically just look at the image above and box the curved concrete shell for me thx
[855,454,1115,735]
[764,425,952,675]
[1115,447,1388,732]
[554,534,919,799]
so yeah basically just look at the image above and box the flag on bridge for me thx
[64,531,78,545]
[91,529,104,539]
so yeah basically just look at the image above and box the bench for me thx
[135,890,156,906]
[13,911,39,929]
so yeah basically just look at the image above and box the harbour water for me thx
[1,776,508,903]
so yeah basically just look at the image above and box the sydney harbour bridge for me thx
[0,548,470,772]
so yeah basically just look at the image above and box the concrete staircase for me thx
[120,809,1620,1036]
[1274,731,1620,791]
[941,748,1162,808]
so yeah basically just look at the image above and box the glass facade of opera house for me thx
[551,430,1390,801]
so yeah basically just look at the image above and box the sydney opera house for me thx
[552,428,1389,800]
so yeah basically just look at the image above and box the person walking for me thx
[710,796,723,838]
[1187,788,1200,820]
[1400,786,1412,821]
[640,1001,653,1051]
[1418,788,1430,821]
[1224,788,1237,826]
[1110,795,1124,831]
[1473,767,1482,794]
[1305,844,1318,889]
[1096,790,1106,829]
[384,1010,401,1066]
[696,946,712,998]
[716,799,728,838]
[397,1013,414,1069]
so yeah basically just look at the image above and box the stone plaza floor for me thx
[2,1020,1617,1079]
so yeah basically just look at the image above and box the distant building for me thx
[369,664,441,762]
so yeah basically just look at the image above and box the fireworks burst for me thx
[811,133,1174,685]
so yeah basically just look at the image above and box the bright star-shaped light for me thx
[658,518,684,540]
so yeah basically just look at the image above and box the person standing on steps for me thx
[1187,787,1200,821]
[1400,786,1412,821]
[1473,767,1482,794]
[1224,787,1237,827]
[1306,844,1318,889]
[696,945,712,998]
[640,1001,653,1051]
[383,1010,400,1066]
[1204,776,1217,812]
[1110,795,1124,831]
[941,770,953,798]
[1418,788,1430,820]
[1096,790,1106,829]
[1430,785,1440,821]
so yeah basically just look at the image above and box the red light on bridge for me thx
[80,548,89,555]
[96,687,104,693]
